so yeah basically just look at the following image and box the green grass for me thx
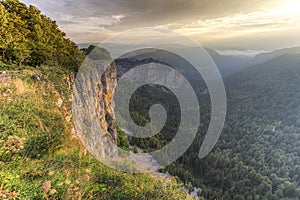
[0,68,190,199]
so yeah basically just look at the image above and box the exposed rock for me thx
[31,74,42,82]
[95,62,117,141]
[73,46,118,159]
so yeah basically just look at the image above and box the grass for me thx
[0,67,191,199]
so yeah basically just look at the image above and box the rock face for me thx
[96,62,117,142]
[75,47,198,159]
[73,46,118,159]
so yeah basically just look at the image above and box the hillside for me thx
[0,67,192,199]
[205,48,253,77]
[0,0,83,70]
[0,1,193,199]
[252,47,300,66]
[119,46,300,199]
[172,50,300,199]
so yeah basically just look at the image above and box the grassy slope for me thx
[0,66,190,200]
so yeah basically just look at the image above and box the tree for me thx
[0,0,83,69]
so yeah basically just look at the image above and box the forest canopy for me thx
[0,0,84,70]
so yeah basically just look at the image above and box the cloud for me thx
[22,0,277,30]
[21,0,300,49]
[216,49,269,57]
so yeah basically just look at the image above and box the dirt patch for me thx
[13,79,26,94]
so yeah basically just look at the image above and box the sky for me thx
[21,0,300,51]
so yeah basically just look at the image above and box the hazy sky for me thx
[22,0,300,50]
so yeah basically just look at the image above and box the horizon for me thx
[76,42,300,58]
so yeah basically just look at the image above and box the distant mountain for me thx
[81,44,256,77]
[226,52,300,123]
[253,46,300,65]
[115,48,208,81]
[205,48,253,77]
[209,46,300,77]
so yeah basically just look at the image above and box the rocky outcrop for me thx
[73,46,118,159]
[96,62,117,141]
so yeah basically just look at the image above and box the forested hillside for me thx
[124,48,300,199]
[176,52,300,199]
[0,0,83,70]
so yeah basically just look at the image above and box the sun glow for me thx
[272,0,300,15]
[175,0,300,39]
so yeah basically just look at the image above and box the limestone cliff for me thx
[96,62,117,141]
[73,46,118,159]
